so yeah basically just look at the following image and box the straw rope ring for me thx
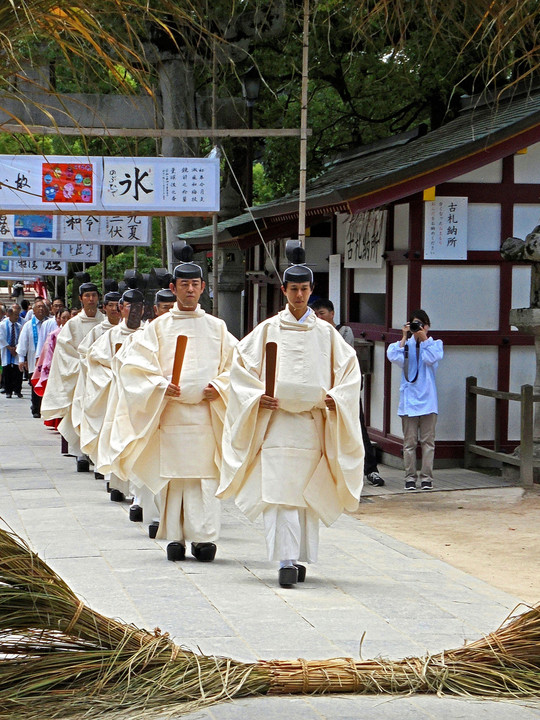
[298,657,310,693]
[346,657,361,691]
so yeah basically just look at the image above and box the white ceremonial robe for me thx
[217,307,364,563]
[80,321,138,463]
[41,309,104,449]
[97,327,159,516]
[71,318,116,442]
[99,305,237,542]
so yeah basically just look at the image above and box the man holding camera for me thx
[387,309,443,490]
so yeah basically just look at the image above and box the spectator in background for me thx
[16,298,50,417]
[0,304,23,398]
[312,299,385,487]
[19,299,29,322]
[386,309,444,491]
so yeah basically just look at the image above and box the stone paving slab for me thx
[0,386,538,719]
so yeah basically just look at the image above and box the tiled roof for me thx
[181,86,540,243]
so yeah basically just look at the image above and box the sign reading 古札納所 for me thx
[0,155,220,214]
[424,197,468,260]
[338,210,387,269]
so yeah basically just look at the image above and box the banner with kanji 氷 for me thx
[0,156,220,214]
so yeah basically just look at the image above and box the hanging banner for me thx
[340,210,387,269]
[424,197,468,260]
[59,214,152,245]
[0,212,151,245]
[0,214,56,240]
[0,155,220,214]
[0,257,67,276]
[0,241,99,262]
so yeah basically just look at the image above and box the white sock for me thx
[279,559,295,569]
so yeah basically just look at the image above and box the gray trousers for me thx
[401,413,437,482]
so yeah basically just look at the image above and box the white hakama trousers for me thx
[133,483,160,523]
[156,477,221,543]
[263,505,319,563]
[107,472,130,496]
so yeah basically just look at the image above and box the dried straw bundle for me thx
[0,526,539,720]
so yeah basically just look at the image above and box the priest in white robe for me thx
[97,288,173,525]
[99,248,237,562]
[41,282,104,470]
[153,287,176,318]
[218,246,364,587]
[80,289,143,500]
[71,290,122,471]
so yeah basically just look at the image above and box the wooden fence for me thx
[464,375,540,486]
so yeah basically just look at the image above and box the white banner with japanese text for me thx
[0,241,99,262]
[424,197,468,260]
[0,213,151,245]
[0,155,219,214]
[58,215,151,245]
[0,258,67,276]
[338,210,387,269]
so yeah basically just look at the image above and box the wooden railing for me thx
[464,376,540,486]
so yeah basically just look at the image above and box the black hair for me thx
[409,308,431,326]
[311,299,334,312]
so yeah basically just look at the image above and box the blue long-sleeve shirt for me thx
[387,336,444,416]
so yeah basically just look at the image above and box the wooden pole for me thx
[172,335,188,386]
[101,245,106,294]
[464,376,477,470]
[298,0,310,248]
[211,39,219,317]
[0,124,310,138]
[265,342,278,397]
[520,383,534,486]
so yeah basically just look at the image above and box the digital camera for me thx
[409,320,424,332]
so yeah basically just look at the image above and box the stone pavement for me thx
[1,386,539,719]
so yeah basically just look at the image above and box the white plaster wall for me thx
[390,361,403,437]
[514,142,540,184]
[393,204,409,250]
[437,346,499,441]
[447,161,503,183]
[369,341,386,432]
[513,204,540,239]
[354,266,386,293]
[391,265,408,328]
[512,265,531,311]
[508,346,537,440]
[422,265,500,330]
[467,204,501,251]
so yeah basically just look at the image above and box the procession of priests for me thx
[34,243,364,587]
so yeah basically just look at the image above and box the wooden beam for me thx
[0,124,311,138]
